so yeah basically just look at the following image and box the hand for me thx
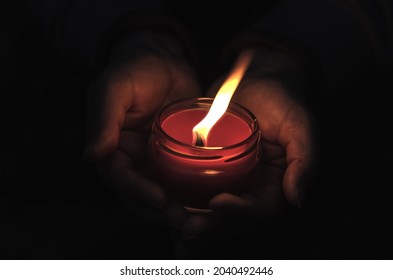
[173,49,319,258]
[82,33,202,226]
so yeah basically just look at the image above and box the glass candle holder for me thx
[149,97,261,213]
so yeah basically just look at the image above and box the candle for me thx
[161,104,251,147]
[149,97,261,213]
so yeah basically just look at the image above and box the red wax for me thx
[149,98,260,212]
[161,109,252,147]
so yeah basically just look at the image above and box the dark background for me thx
[1,2,392,259]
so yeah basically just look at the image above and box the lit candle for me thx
[149,50,260,213]
[149,98,261,213]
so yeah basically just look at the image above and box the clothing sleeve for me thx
[26,0,194,70]
[225,0,393,98]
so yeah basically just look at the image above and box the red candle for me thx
[149,97,261,213]
[162,108,251,147]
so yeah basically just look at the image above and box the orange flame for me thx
[192,50,254,147]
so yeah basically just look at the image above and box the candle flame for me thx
[192,50,254,147]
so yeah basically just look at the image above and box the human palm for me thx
[174,77,318,254]
[84,49,202,225]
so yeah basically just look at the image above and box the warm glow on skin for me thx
[192,50,254,147]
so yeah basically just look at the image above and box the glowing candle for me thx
[149,98,260,213]
[149,50,260,213]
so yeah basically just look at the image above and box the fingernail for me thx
[81,144,93,161]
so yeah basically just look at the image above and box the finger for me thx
[173,214,219,258]
[117,59,201,131]
[280,116,318,207]
[174,209,260,259]
[164,202,190,230]
[283,155,314,208]
[209,192,255,214]
[180,214,216,240]
[116,130,149,167]
[166,59,203,102]
[260,140,287,168]
[84,71,134,160]
[172,215,210,258]
[96,150,168,209]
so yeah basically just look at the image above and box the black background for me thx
[1,1,392,259]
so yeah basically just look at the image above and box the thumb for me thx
[282,131,318,208]
[82,122,121,161]
[82,72,133,161]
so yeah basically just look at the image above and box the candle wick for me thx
[193,132,206,147]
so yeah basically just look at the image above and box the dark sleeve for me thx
[26,0,194,70]
[225,0,393,98]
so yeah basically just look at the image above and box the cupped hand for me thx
[83,35,202,226]
[174,55,319,258]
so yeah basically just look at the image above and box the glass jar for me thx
[149,97,261,213]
